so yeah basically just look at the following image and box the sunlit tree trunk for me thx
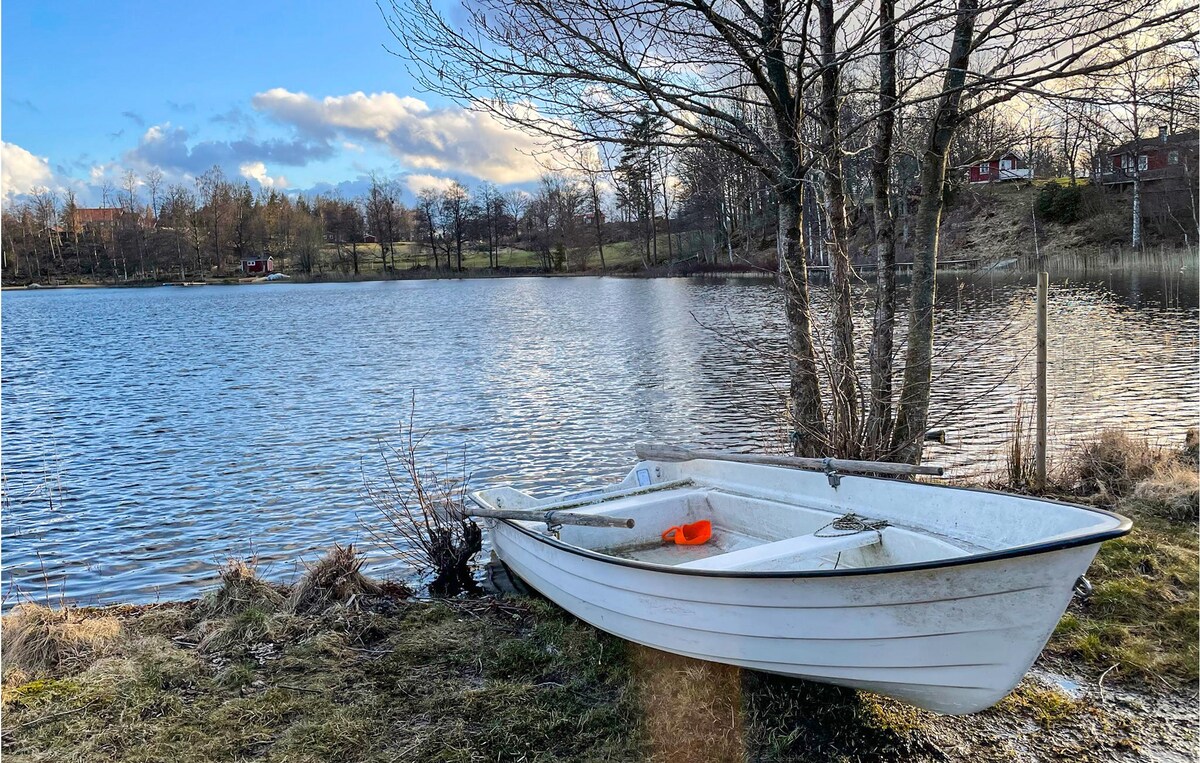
[892,0,979,464]
[817,0,859,456]
[865,0,899,457]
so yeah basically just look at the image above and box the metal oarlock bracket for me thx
[1073,576,1093,599]
[823,457,841,489]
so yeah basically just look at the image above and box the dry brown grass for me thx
[1005,400,1038,488]
[1,604,121,677]
[1064,429,1159,498]
[288,543,391,614]
[1126,461,1199,522]
[195,558,284,619]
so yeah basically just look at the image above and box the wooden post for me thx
[1035,271,1049,489]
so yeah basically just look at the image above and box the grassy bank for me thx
[3,437,1196,762]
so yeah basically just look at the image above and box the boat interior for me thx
[474,458,1126,573]
[478,483,975,572]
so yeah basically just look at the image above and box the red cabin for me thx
[240,255,274,274]
[1094,128,1198,186]
[968,151,1032,184]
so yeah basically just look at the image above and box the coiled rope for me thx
[813,512,890,537]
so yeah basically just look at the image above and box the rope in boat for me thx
[813,512,890,537]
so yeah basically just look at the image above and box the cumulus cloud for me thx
[239,161,288,189]
[252,88,549,184]
[2,142,55,202]
[404,173,459,195]
[126,123,332,175]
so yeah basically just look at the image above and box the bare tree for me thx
[387,0,1192,463]
[441,181,470,271]
[415,188,443,270]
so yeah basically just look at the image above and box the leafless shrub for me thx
[1,604,120,676]
[362,404,482,596]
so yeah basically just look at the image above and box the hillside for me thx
[936,181,1189,266]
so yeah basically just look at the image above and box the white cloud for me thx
[2,142,55,202]
[404,174,458,196]
[252,88,550,185]
[239,161,288,189]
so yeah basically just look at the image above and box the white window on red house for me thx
[1138,154,1149,171]
[999,158,1012,170]
[1168,150,1180,165]
[979,163,990,175]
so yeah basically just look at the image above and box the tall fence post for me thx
[1035,271,1049,490]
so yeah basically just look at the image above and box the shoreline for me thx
[3,434,1196,761]
[4,252,1193,291]
[0,267,774,290]
[3,573,1195,762]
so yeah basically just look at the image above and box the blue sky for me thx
[2,1,548,204]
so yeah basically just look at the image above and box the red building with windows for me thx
[240,255,274,274]
[967,151,1032,184]
[1093,127,1198,186]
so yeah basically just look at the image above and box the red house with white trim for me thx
[967,151,1032,184]
[1093,127,1198,186]
[240,255,274,274]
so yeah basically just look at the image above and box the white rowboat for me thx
[470,446,1130,714]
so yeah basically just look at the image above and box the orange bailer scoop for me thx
[662,520,712,545]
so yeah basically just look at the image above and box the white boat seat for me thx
[676,528,883,571]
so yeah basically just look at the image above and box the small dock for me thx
[808,258,981,274]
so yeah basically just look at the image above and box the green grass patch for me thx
[1047,514,1198,685]
[995,682,1080,728]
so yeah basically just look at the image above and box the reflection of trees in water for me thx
[686,272,1196,477]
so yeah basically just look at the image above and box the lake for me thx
[2,270,1196,605]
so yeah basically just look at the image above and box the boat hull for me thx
[491,521,1098,714]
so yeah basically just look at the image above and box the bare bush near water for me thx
[361,408,482,596]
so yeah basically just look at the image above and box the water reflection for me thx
[2,270,1195,604]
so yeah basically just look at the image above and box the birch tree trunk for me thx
[1132,176,1143,249]
[891,0,979,463]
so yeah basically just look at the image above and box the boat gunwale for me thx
[491,476,1133,579]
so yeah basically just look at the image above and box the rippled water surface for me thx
[3,272,1196,604]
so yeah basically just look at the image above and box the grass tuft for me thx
[995,682,1080,728]
[1048,516,1198,684]
[1,604,121,677]
[196,559,284,619]
[1125,461,1199,522]
[287,543,396,614]
[198,607,273,654]
[1064,429,1158,498]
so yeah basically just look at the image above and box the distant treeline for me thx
[2,102,1196,284]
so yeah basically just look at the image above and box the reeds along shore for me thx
[1,431,1196,762]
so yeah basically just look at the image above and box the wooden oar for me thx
[634,444,944,477]
[468,479,695,529]
[467,505,635,528]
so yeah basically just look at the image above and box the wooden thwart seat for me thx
[676,528,884,571]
